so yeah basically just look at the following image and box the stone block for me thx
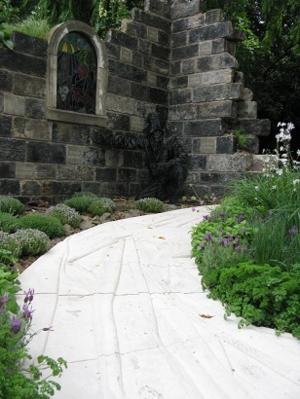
[158,31,170,47]
[177,137,192,153]
[0,115,12,137]
[0,179,20,195]
[169,104,198,121]
[188,154,207,170]
[136,101,156,118]
[52,123,90,145]
[157,75,169,89]
[0,163,15,178]
[107,112,130,131]
[100,182,128,196]
[138,39,152,55]
[172,44,199,60]
[197,53,239,72]
[106,30,138,50]
[130,117,145,133]
[184,183,210,199]
[234,71,244,84]
[66,146,84,165]
[241,87,253,101]
[201,172,220,183]
[105,149,123,167]
[185,14,206,30]
[0,138,25,161]
[82,182,101,195]
[172,32,187,48]
[16,163,35,179]
[108,59,147,82]
[105,42,120,60]
[172,19,189,33]
[107,94,136,115]
[132,9,171,33]
[199,137,217,154]
[182,59,195,75]
[207,154,252,172]
[144,0,170,19]
[151,43,170,61]
[4,94,25,116]
[20,177,42,197]
[27,142,66,164]
[193,83,243,102]
[199,41,212,55]
[0,92,3,112]
[185,119,226,137]
[11,31,47,58]
[96,167,117,182]
[83,146,105,166]
[144,57,169,75]
[58,165,93,181]
[237,101,257,118]
[216,135,237,154]
[42,181,81,196]
[107,75,131,96]
[169,89,192,105]
[118,168,137,182]
[167,122,184,137]
[239,134,260,154]
[205,9,224,24]
[198,100,237,119]
[230,119,271,136]
[13,118,49,141]
[170,61,181,76]
[189,22,233,43]
[189,70,234,87]
[170,0,202,20]
[36,165,57,179]
[131,83,149,101]
[147,26,159,43]
[0,48,46,77]
[14,74,46,98]
[25,98,46,119]
[170,76,188,89]
[0,70,13,92]
[148,87,168,105]
[123,150,144,168]
[132,51,143,67]
[121,20,147,38]
[120,47,133,63]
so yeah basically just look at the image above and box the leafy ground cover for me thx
[191,123,300,339]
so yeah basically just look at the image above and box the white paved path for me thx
[18,207,300,399]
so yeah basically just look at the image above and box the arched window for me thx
[47,21,107,126]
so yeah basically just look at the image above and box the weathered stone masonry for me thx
[0,0,269,203]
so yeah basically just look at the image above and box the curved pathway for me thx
[18,207,300,399]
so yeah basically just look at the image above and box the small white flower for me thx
[255,186,259,191]
[276,169,283,176]
[271,185,276,190]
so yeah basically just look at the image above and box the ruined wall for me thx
[0,0,269,203]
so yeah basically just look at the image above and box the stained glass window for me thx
[57,32,97,114]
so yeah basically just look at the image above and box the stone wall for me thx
[0,0,269,203]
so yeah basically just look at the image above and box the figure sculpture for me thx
[92,112,188,203]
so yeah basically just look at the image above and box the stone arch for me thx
[47,21,107,126]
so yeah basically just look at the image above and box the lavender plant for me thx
[0,196,25,215]
[12,229,50,256]
[0,288,67,398]
[0,212,19,233]
[0,231,22,258]
[87,197,116,216]
[18,215,65,238]
[135,197,165,213]
[45,203,81,228]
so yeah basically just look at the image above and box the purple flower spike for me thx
[22,304,34,322]
[237,214,245,223]
[0,293,9,309]
[218,237,225,246]
[211,247,216,254]
[199,242,205,250]
[24,288,35,304]
[200,200,205,205]
[10,316,21,333]
[204,232,213,242]
[191,207,195,212]
[235,246,242,253]
[288,226,297,235]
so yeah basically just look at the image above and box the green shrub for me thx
[0,212,19,233]
[64,196,94,214]
[0,249,20,314]
[135,197,165,213]
[12,229,50,256]
[87,198,116,216]
[18,215,65,238]
[45,203,81,228]
[0,232,22,258]
[71,191,98,199]
[0,196,25,215]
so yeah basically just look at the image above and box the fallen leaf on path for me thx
[158,236,166,240]
[199,314,214,319]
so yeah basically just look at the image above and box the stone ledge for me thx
[47,109,107,127]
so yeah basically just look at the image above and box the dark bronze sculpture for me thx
[92,112,188,203]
